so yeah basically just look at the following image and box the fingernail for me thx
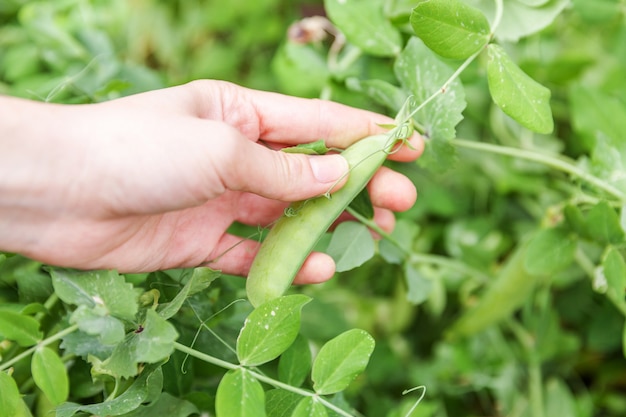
[308,155,349,183]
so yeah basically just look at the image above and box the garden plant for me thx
[1,0,626,416]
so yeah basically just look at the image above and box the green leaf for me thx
[346,78,408,113]
[158,267,219,320]
[564,204,591,239]
[404,263,433,305]
[544,378,578,417]
[394,37,466,171]
[49,268,138,322]
[326,222,376,272]
[570,84,626,151]
[237,295,311,366]
[587,201,625,245]
[278,334,312,387]
[215,369,266,417]
[468,0,569,42]
[410,0,491,60]
[348,188,375,219]
[117,392,198,417]
[70,304,126,345]
[272,42,329,98]
[282,140,331,155]
[32,347,69,405]
[265,389,302,417]
[524,228,577,275]
[93,309,178,379]
[292,397,329,417]
[487,44,553,134]
[603,247,626,298]
[324,0,402,57]
[312,329,375,395]
[0,372,22,417]
[56,362,164,417]
[0,310,42,346]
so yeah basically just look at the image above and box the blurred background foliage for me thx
[2,0,626,416]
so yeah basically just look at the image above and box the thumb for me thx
[222,138,350,201]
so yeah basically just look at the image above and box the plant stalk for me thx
[452,138,626,202]
[173,342,356,417]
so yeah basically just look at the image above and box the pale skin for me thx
[0,80,423,283]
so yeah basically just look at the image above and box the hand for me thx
[0,80,422,283]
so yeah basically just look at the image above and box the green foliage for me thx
[2,0,626,416]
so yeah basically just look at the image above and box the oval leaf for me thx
[587,201,625,245]
[603,247,626,297]
[49,268,138,322]
[0,310,42,346]
[324,0,402,57]
[292,397,329,417]
[215,369,265,417]
[278,334,312,387]
[237,295,311,366]
[265,389,302,417]
[410,0,491,59]
[32,347,69,405]
[524,227,577,275]
[326,222,376,272]
[0,372,22,417]
[312,329,375,395]
[487,44,553,134]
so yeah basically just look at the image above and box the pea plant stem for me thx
[452,138,626,202]
[0,324,79,371]
[173,342,356,417]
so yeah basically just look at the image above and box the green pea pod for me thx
[246,132,398,307]
[446,237,542,339]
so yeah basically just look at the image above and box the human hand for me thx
[0,81,422,283]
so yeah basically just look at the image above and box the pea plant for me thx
[2,0,626,416]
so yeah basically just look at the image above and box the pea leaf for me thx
[603,247,626,298]
[326,222,376,272]
[70,304,126,345]
[215,369,266,417]
[312,329,375,395]
[32,346,69,405]
[292,397,329,417]
[324,0,402,57]
[523,227,577,275]
[265,389,302,417]
[0,372,22,417]
[278,334,311,387]
[394,37,466,172]
[587,201,625,245]
[348,188,375,219]
[404,263,433,305]
[157,267,219,320]
[346,78,408,113]
[410,0,491,60]
[0,310,42,346]
[56,362,164,417]
[117,392,198,417]
[487,44,553,134]
[48,268,138,322]
[237,295,311,366]
[468,0,569,42]
[91,309,178,379]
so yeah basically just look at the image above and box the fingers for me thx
[186,80,424,161]
[366,166,417,213]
